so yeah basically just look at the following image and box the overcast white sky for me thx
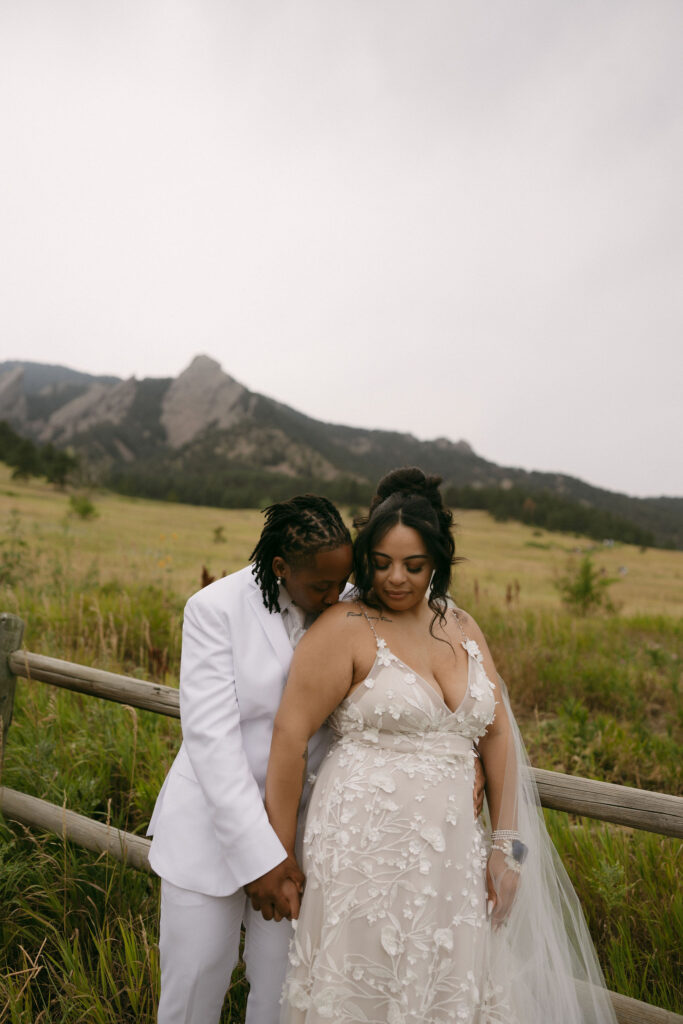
[1,1,681,498]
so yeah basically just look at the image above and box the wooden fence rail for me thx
[0,785,152,873]
[1,613,682,1024]
[6,646,683,839]
[8,649,181,718]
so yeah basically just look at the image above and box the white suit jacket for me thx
[148,565,352,897]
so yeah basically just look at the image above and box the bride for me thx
[265,467,617,1023]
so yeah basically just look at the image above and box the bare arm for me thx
[459,614,520,926]
[456,614,515,828]
[266,608,355,854]
[478,696,516,832]
[263,608,357,916]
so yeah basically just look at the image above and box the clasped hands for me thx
[244,854,304,922]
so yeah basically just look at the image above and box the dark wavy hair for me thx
[250,495,351,612]
[353,467,458,627]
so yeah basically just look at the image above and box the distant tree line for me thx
[109,462,657,547]
[106,464,373,511]
[0,419,663,548]
[0,420,79,486]
[443,484,656,548]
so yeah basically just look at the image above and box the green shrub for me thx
[69,494,99,521]
[555,554,618,615]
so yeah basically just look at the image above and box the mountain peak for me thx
[183,354,223,375]
[161,355,250,448]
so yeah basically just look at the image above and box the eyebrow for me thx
[372,551,428,561]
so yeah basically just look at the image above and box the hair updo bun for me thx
[353,466,459,629]
[370,467,445,517]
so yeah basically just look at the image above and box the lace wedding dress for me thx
[281,612,617,1024]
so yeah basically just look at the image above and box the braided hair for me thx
[250,495,352,612]
[353,467,458,626]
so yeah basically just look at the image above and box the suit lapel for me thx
[247,580,293,674]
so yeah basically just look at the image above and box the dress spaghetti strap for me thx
[358,603,381,644]
[451,607,470,644]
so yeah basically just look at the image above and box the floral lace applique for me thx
[469,677,487,701]
[376,636,395,667]
[461,637,483,664]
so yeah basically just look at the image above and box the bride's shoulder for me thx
[450,603,475,629]
[450,605,488,647]
[299,603,375,667]
[309,599,372,635]
[450,604,499,677]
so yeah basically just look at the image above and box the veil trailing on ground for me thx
[482,674,617,1024]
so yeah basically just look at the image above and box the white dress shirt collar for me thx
[278,582,312,648]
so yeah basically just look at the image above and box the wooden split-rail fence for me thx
[1,611,681,1024]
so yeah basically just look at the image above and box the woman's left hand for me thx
[486,848,520,928]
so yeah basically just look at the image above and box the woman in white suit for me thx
[147,495,354,1024]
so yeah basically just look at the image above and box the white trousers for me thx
[157,879,293,1024]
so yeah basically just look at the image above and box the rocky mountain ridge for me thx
[1,356,680,548]
[0,355,483,476]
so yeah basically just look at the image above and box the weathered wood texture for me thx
[8,647,683,837]
[2,791,680,1024]
[8,649,180,717]
[533,767,683,839]
[610,990,683,1024]
[0,786,152,872]
[0,613,25,755]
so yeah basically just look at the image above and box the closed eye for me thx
[372,560,427,574]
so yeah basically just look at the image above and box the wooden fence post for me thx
[0,613,25,762]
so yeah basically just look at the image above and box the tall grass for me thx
[477,600,682,794]
[545,815,681,1011]
[1,500,681,1020]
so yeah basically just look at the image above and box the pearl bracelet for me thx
[490,834,528,873]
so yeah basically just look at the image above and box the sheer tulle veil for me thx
[484,674,617,1023]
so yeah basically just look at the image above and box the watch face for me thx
[511,839,528,864]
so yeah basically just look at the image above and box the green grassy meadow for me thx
[0,465,681,1021]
